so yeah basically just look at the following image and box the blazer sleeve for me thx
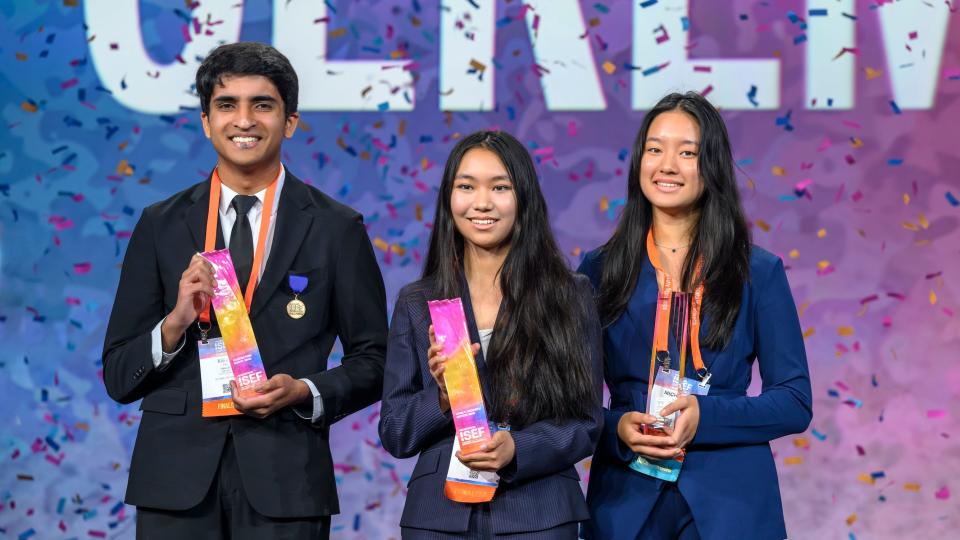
[101,210,170,404]
[307,217,388,424]
[378,291,454,459]
[692,257,813,446]
[576,254,637,464]
[498,277,605,484]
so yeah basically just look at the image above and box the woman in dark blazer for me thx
[580,92,813,540]
[379,130,603,539]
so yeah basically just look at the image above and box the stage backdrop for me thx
[2,1,958,538]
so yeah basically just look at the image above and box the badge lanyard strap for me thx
[645,229,707,401]
[198,167,280,329]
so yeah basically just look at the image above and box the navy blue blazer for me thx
[378,274,604,535]
[579,246,812,540]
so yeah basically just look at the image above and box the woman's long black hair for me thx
[423,130,595,427]
[599,92,751,349]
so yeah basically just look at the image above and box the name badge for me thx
[630,368,710,482]
[199,337,241,417]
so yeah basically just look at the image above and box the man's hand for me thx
[231,374,311,419]
[456,430,516,472]
[161,254,216,351]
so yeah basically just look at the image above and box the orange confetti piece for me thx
[21,101,38,113]
[421,157,431,171]
[846,514,857,526]
[788,249,799,259]
[755,219,770,232]
[929,290,937,305]
[857,473,875,485]
[600,196,609,212]
[330,27,347,39]
[803,327,815,339]
[784,456,803,465]
[297,118,311,132]
[75,422,90,431]
[902,221,918,231]
[837,326,855,337]
[116,159,133,176]
[850,137,863,148]
[602,60,616,75]
[817,228,827,238]
[918,213,929,229]
[359,151,370,161]
[391,244,406,256]
[798,301,809,317]
[571,247,582,257]
[903,193,910,205]
[817,260,831,270]
[415,203,423,221]
[469,59,487,73]
[373,238,389,251]
[772,166,786,176]
[792,437,809,449]
[904,483,921,492]
[16,52,28,61]
[864,67,883,80]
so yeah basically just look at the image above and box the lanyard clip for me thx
[656,350,671,373]
[697,368,712,386]
[197,320,211,344]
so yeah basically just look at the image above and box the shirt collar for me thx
[219,164,286,216]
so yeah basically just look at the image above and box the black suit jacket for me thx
[102,170,387,518]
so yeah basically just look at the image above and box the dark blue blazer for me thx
[378,274,604,535]
[579,246,812,540]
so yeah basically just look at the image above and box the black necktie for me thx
[229,195,259,290]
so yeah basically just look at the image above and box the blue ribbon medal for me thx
[286,274,308,319]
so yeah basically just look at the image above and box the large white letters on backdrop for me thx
[84,0,949,113]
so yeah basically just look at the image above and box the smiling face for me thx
[450,147,518,253]
[639,109,705,217]
[200,74,298,178]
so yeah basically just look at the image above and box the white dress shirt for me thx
[149,165,324,422]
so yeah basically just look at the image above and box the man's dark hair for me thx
[196,42,299,116]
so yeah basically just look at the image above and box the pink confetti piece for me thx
[935,486,950,500]
[73,262,92,274]
[926,409,946,418]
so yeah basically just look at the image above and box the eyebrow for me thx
[646,136,699,146]
[212,95,279,104]
[455,173,512,181]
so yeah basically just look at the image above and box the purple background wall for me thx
[1,1,958,538]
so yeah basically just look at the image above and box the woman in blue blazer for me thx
[580,92,812,540]
[379,130,603,539]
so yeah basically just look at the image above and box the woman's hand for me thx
[427,325,480,413]
[617,411,684,460]
[659,395,700,450]
[456,430,516,472]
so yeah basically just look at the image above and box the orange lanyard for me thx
[198,167,280,325]
[645,229,707,396]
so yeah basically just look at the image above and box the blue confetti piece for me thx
[887,158,903,165]
[827,389,840,398]
[110,501,124,515]
[324,0,337,14]
[842,12,857,20]
[871,471,886,479]
[736,158,753,166]
[787,11,800,23]
[338,184,351,198]
[640,0,658,7]
[19,528,36,540]
[890,100,901,114]
[353,513,361,530]
[793,34,807,45]
[945,191,958,206]
[594,3,610,14]
[747,85,759,107]
[419,135,433,143]
[681,16,689,31]
[122,206,135,216]
[811,429,827,441]
[57,497,66,514]
[496,16,513,28]
[45,435,60,451]
[618,148,629,161]
[808,8,828,16]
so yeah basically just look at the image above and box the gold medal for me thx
[286,295,306,319]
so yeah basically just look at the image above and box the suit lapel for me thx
[184,177,213,252]
[458,276,494,406]
[249,173,312,319]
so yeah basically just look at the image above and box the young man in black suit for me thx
[102,41,387,539]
